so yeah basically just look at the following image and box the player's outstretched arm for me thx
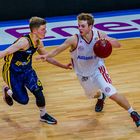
[0,37,28,59]
[36,40,72,69]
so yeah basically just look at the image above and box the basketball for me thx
[94,39,112,58]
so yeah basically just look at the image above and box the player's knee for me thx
[33,88,46,107]
[17,98,29,105]
[109,93,118,100]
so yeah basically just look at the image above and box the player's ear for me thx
[89,25,93,29]
[32,27,38,34]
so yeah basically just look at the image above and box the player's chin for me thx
[39,35,45,39]
[80,32,85,36]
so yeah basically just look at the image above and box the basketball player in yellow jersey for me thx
[37,13,140,127]
[0,16,71,124]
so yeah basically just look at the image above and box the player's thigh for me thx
[25,69,43,92]
[96,74,117,97]
[77,75,98,98]
[10,72,29,103]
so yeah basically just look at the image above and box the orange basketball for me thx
[94,39,112,58]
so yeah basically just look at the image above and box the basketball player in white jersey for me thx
[36,13,140,127]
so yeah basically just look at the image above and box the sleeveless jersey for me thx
[3,34,38,73]
[71,29,104,76]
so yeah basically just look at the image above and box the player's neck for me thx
[30,33,40,45]
[82,30,93,42]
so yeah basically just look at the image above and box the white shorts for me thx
[77,64,117,98]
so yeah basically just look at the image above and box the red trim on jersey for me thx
[81,30,93,44]
[97,31,101,39]
[71,58,74,68]
[98,65,112,83]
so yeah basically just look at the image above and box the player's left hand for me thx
[64,63,72,69]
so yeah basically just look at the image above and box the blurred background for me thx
[0,0,140,21]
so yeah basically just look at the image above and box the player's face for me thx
[36,24,47,39]
[78,20,92,36]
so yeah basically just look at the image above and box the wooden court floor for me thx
[0,38,140,140]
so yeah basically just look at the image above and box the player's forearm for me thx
[111,40,121,48]
[46,57,67,69]
[101,32,121,48]
[107,38,121,48]
[46,49,59,58]
[53,62,68,69]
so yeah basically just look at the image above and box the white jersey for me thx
[71,29,104,76]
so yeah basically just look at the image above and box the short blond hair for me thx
[77,13,94,26]
[29,16,46,32]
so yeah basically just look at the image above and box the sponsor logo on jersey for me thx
[105,87,111,93]
[78,46,84,51]
[77,55,93,60]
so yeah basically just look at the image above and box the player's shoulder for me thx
[13,37,30,50]
[62,35,77,50]
[65,34,77,44]
[68,34,77,40]
[18,37,29,44]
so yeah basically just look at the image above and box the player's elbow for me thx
[6,50,11,55]
[0,50,10,58]
[45,57,53,63]
[112,41,121,48]
[116,42,121,48]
